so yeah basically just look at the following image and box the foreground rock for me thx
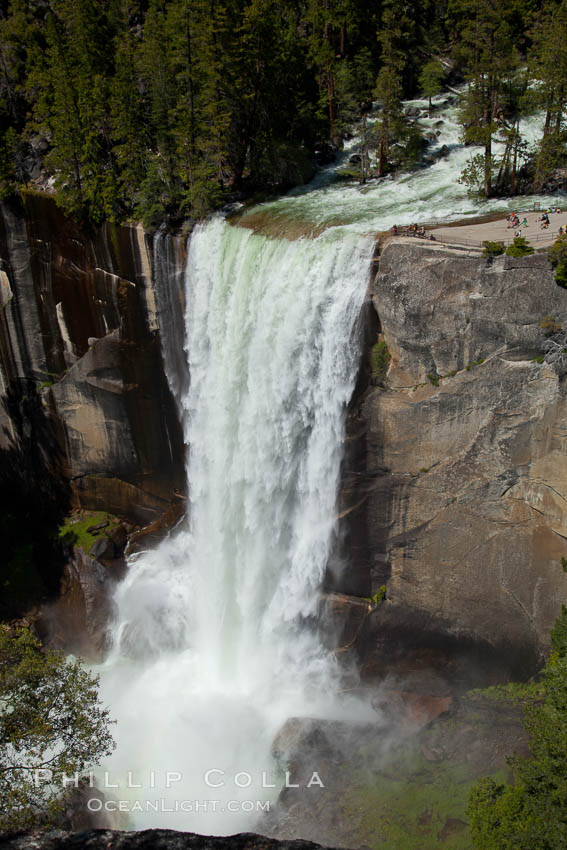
[264,695,528,848]
[0,831,341,850]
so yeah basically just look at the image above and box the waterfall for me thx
[152,228,190,405]
[98,217,375,834]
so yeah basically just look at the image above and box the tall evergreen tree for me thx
[374,0,406,176]
[448,0,521,197]
[529,0,567,190]
[136,0,180,225]
[28,0,120,222]
[109,0,148,218]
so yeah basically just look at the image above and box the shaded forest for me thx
[0,0,566,227]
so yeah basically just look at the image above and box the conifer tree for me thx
[109,0,147,218]
[419,59,444,115]
[374,1,406,176]
[448,0,521,197]
[529,0,567,190]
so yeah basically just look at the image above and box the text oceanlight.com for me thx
[86,799,272,814]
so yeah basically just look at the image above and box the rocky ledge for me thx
[0,831,340,850]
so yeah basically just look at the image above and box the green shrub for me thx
[466,358,485,371]
[556,263,567,287]
[467,606,567,849]
[548,235,567,288]
[426,372,440,386]
[370,339,390,383]
[372,585,386,605]
[505,236,534,257]
[482,240,505,258]
[548,234,567,266]
[58,511,120,552]
[539,315,562,336]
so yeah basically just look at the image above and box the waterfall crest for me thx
[99,218,374,833]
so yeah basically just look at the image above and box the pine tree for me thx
[529,0,567,190]
[136,0,180,226]
[419,59,444,115]
[109,0,148,218]
[374,1,406,177]
[306,0,352,144]
[187,0,232,212]
[27,0,120,222]
[448,0,521,197]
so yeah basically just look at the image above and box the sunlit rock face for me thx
[339,240,567,680]
[0,195,185,525]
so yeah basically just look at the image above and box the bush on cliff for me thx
[482,241,505,258]
[0,626,115,830]
[548,235,567,288]
[467,606,567,849]
[505,237,534,257]
[370,339,390,384]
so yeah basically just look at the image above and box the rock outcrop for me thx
[0,194,187,526]
[264,693,528,848]
[40,516,129,660]
[0,831,340,850]
[336,240,567,682]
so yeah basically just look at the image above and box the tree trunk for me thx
[232,87,258,189]
[327,66,336,143]
[378,123,387,177]
[510,121,519,195]
[484,137,491,198]
[360,113,367,184]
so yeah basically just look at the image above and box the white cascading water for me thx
[97,217,376,833]
[97,91,564,834]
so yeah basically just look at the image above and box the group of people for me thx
[390,207,567,245]
[390,223,429,239]
[507,212,528,231]
[537,208,562,230]
[507,208,565,236]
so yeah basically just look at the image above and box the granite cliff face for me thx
[3,198,567,679]
[337,240,567,682]
[0,195,186,526]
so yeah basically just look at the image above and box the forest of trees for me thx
[0,0,566,228]
[467,605,567,849]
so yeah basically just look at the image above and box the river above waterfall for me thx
[237,92,562,236]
